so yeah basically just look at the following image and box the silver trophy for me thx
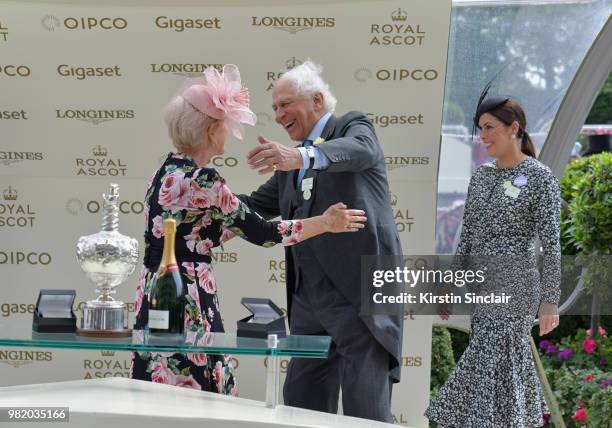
[76,183,139,336]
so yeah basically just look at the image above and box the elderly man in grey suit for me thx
[240,60,402,423]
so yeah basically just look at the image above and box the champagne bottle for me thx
[148,218,185,335]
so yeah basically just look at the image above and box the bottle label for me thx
[167,263,179,273]
[148,310,169,329]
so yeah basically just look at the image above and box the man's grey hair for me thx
[276,60,337,113]
[163,96,216,150]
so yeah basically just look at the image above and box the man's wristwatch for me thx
[305,145,315,169]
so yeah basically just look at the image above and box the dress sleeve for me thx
[535,172,562,304]
[158,167,303,247]
[455,173,478,256]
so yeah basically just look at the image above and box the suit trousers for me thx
[283,274,393,423]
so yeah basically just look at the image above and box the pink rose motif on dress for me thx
[159,170,190,210]
[143,204,150,229]
[277,222,289,236]
[213,180,239,214]
[219,227,235,244]
[187,282,199,303]
[280,220,303,246]
[182,261,196,277]
[151,358,174,384]
[152,215,164,239]
[134,267,147,314]
[174,374,201,389]
[195,238,214,255]
[195,263,216,294]
[189,181,217,210]
[212,361,225,393]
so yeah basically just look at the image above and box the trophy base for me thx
[78,302,130,336]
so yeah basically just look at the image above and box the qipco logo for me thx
[211,156,239,168]
[0,251,52,265]
[87,200,144,215]
[44,15,128,31]
[0,65,31,77]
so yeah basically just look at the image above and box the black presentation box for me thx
[236,297,286,339]
[32,289,77,333]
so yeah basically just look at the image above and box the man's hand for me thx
[247,135,303,175]
[538,302,559,335]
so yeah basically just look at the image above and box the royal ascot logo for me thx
[256,112,273,127]
[65,197,143,216]
[57,64,122,80]
[250,16,335,34]
[0,20,9,42]
[150,63,223,78]
[0,251,52,265]
[368,8,426,46]
[56,108,134,125]
[385,155,430,171]
[267,258,286,285]
[265,57,303,91]
[1,186,36,228]
[367,112,424,128]
[354,67,438,83]
[83,350,130,379]
[0,350,53,368]
[0,151,44,166]
[0,65,32,78]
[390,192,414,233]
[0,109,28,120]
[75,145,128,177]
[154,16,221,32]
[392,412,410,425]
[210,251,238,264]
[42,15,127,31]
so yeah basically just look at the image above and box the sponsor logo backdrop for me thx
[0,1,451,426]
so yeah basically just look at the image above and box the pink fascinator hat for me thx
[181,64,256,140]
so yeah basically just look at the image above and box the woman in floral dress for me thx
[425,97,561,427]
[130,65,366,394]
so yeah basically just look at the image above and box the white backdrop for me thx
[0,1,451,426]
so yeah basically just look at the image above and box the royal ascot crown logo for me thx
[1,186,36,228]
[0,151,44,166]
[0,20,9,42]
[42,14,127,31]
[154,16,221,32]
[369,8,426,46]
[390,192,414,233]
[150,63,223,78]
[250,16,335,34]
[354,67,438,83]
[267,258,286,285]
[57,64,122,80]
[385,155,430,171]
[56,108,134,125]
[265,57,303,91]
[75,145,128,177]
[0,350,53,368]
[83,350,130,379]
[367,112,424,128]
[0,65,32,78]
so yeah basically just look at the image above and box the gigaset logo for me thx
[154,16,221,32]
[42,15,127,31]
[0,20,8,42]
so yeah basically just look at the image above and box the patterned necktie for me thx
[296,139,313,186]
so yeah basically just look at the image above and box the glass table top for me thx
[0,326,331,358]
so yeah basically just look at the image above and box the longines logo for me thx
[1,302,35,318]
[0,251,52,265]
[83,351,129,379]
[0,65,31,77]
[354,67,438,83]
[0,151,44,166]
[367,112,424,128]
[0,20,8,42]
[42,15,127,31]
[251,16,334,34]
[75,145,128,177]
[267,259,286,284]
[0,350,53,368]
[57,64,122,80]
[390,192,414,233]
[0,109,28,120]
[265,57,303,91]
[1,186,36,228]
[211,251,238,264]
[369,8,426,46]
[150,63,223,78]
[65,197,143,216]
[385,156,430,171]
[154,16,221,32]
[56,109,134,125]
[401,355,422,367]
